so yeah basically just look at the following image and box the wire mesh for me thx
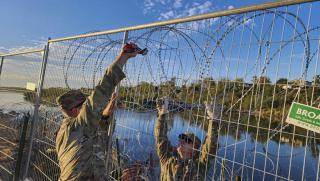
[27,32,126,180]
[0,52,42,180]
[114,3,320,180]
[1,1,320,181]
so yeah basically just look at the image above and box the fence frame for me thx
[0,57,4,79]
[0,0,319,180]
[0,48,44,179]
[105,30,129,176]
[23,40,50,179]
[0,49,44,80]
[14,113,30,181]
[48,0,317,43]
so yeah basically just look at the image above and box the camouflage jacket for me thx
[55,62,125,181]
[154,113,219,181]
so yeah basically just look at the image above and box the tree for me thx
[252,76,271,84]
[234,78,244,87]
[313,75,320,85]
[252,76,258,83]
[203,77,215,88]
[276,78,288,85]
[259,76,271,84]
[160,77,177,98]
[161,77,176,88]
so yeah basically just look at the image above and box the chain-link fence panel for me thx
[0,51,43,180]
[26,33,126,181]
[3,1,319,181]
[112,3,320,180]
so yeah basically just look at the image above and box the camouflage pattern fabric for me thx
[55,62,125,181]
[56,89,87,110]
[154,111,219,181]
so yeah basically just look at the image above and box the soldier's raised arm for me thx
[154,97,175,163]
[76,44,140,128]
[200,101,220,164]
[55,43,147,180]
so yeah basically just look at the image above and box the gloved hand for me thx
[123,42,148,55]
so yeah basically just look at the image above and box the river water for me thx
[0,91,36,114]
[114,109,320,180]
[0,91,319,180]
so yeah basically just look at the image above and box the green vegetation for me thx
[19,75,320,157]
[119,75,320,118]
[23,87,92,106]
[23,75,320,119]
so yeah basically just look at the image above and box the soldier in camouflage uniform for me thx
[154,98,220,181]
[55,44,141,181]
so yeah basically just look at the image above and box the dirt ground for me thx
[0,110,23,180]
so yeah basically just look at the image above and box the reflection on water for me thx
[0,91,25,105]
[0,91,34,112]
[1,91,319,180]
[114,109,320,180]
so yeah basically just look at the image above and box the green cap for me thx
[56,90,86,110]
[178,132,201,149]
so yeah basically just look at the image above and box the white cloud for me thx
[0,38,46,57]
[0,46,10,52]
[159,10,175,20]
[192,2,200,6]
[187,7,198,16]
[228,5,235,10]
[143,0,156,14]
[173,0,183,9]
[159,0,168,5]
[198,1,212,14]
[182,18,217,31]
[156,1,215,20]
[184,1,213,17]
[144,0,215,20]
[145,0,221,32]
[144,0,155,8]
[143,0,172,14]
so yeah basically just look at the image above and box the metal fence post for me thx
[14,113,30,181]
[23,38,51,179]
[0,56,4,81]
[115,138,121,180]
[105,31,129,178]
[236,176,242,181]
